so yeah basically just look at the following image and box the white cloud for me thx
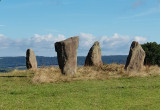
[78,33,147,55]
[0,34,66,56]
[98,34,133,55]
[79,33,96,48]
[53,34,66,42]
[100,33,147,55]
[100,33,130,48]
[29,34,66,43]
[0,33,147,56]
[134,36,147,43]
[0,34,7,41]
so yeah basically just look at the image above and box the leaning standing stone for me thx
[55,36,79,75]
[84,41,103,66]
[125,41,145,72]
[26,49,37,70]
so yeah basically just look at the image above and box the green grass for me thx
[1,72,160,110]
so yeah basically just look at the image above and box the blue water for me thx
[0,55,127,72]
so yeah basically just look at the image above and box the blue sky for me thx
[0,0,160,56]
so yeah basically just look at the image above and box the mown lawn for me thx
[0,72,160,110]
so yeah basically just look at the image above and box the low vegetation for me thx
[32,64,160,84]
[142,42,160,66]
[1,64,160,110]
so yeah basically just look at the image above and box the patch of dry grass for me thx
[0,69,34,77]
[128,65,160,77]
[32,64,160,84]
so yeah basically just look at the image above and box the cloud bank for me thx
[0,33,147,56]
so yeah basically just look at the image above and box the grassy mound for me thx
[32,64,160,83]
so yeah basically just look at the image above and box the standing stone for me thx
[26,49,37,70]
[84,41,103,66]
[55,36,79,75]
[125,41,145,72]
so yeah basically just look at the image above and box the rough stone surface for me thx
[26,49,37,70]
[55,36,79,75]
[125,41,145,72]
[84,41,103,66]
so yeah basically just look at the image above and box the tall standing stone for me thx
[26,49,37,70]
[55,37,79,75]
[125,41,145,72]
[84,41,103,66]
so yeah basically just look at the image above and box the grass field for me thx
[1,65,160,110]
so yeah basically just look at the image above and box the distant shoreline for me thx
[0,55,127,73]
